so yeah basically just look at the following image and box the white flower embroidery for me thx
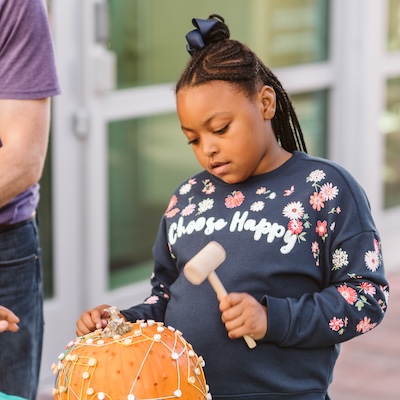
[250,201,265,212]
[332,248,349,270]
[282,201,305,220]
[179,183,192,195]
[307,169,326,183]
[197,198,214,215]
[364,250,380,272]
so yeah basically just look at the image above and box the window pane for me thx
[387,0,400,52]
[383,78,400,209]
[108,0,330,88]
[108,114,199,288]
[262,0,330,68]
[291,90,328,158]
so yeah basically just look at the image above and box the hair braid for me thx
[176,15,308,153]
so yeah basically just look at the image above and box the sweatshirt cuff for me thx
[261,295,291,344]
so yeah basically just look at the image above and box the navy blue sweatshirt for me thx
[121,151,389,399]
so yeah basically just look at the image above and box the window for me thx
[383,77,400,209]
[107,114,199,288]
[291,90,328,157]
[108,0,330,88]
[387,0,400,52]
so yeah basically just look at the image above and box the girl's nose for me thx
[202,136,218,157]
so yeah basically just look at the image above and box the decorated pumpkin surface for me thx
[52,308,211,400]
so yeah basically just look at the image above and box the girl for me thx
[77,15,389,399]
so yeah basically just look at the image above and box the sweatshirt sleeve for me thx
[262,170,389,348]
[120,217,178,323]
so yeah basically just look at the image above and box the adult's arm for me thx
[0,98,51,208]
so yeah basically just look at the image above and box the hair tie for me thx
[185,18,220,57]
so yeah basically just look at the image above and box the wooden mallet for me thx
[183,241,257,349]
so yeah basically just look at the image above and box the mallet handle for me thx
[208,271,228,297]
[208,272,257,349]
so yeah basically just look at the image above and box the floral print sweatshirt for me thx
[121,151,389,399]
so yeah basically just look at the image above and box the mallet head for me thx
[184,241,226,285]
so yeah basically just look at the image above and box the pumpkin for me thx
[51,316,211,400]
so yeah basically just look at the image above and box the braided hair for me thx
[175,14,308,153]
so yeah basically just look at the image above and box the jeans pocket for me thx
[0,253,40,299]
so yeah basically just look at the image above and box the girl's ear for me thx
[258,85,276,120]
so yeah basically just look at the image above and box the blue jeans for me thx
[0,218,43,400]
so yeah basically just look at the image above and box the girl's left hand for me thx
[219,292,267,341]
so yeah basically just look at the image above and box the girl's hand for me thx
[76,304,112,336]
[219,293,267,341]
[0,305,19,333]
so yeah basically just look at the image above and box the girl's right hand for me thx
[76,304,112,336]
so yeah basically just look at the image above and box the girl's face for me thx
[177,80,284,184]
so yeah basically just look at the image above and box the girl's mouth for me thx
[210,161,230,175]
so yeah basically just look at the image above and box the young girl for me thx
[77,15,389,399]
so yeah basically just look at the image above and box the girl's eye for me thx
[214,124,229,135]
[187,138,199,145]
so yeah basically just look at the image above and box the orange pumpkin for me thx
[51,320,211,400]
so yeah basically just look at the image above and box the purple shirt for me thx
[0,0,60,224]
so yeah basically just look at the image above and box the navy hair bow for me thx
[185,18,220,56]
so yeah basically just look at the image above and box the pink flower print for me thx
[284,185,295,196]
[329,317,344,332]
[364,250,380,272]
[165,195,178,214]
[356,316,377,333]
[320,183,339,201]
[225,191,245,208]
[288,219,303,235]
[380,284,389,304]
[374,238,380,254]
[359,282,376,296]
[144,295,159,305]
[181,203,196,216]
[311,241,320,266]
[165,208,180,218]
[338,284,358,305]
[188,178,197,185]
[309,192,325,211]
[256,187,267,195]
[311,241,319,253]
[282,201,304,220]
[315,220,327,237]
[202,179,216,195]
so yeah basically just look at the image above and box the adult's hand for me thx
[0,306,20,333]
